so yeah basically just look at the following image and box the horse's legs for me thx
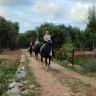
[41,55,43,63]
[48,56,52,68]
[36,54,38,60]
[45,58,47,67]
[49,57,50,66]
[35,53,38,60]
[45,58,49,70]
[30,52,32,57]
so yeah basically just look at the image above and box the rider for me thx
[44,30,52,43]
[34,38,40,50]
[35,38,40,46]
[40,30,52,52]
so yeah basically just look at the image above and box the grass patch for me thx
[23,92,38,96]
[53,58,96,79]
[55,74,96,95]
[0,57,20,96]
[53,58,79,72]
[61,79,91,93]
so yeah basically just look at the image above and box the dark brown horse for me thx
[33,45,41,60]
[40,42,53,70]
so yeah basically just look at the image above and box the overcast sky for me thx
[0,0,96,32]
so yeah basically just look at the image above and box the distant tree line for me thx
[0,16,19,52]
[17,4,96,50]
[0,4,96,51]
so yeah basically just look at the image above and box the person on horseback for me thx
[40,30,52,52]
[35,38,40,46]
[33,38,40,50]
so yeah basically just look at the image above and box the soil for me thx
[1,49,96,96]
[21,49,96,96]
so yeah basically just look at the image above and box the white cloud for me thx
[80,0,96,3]
[68,1,93,23]
[0,7,18,21]
[29,0,69,21]
[23,23,33,28]
[0,0,33,6]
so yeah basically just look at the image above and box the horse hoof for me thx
[46,66,48,70]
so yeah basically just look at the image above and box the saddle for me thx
[41,42,53,57]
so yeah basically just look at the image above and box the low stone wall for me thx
[7,54,26,96]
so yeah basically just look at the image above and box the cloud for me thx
[80,0,96,3]
[68,1,92,23]
[0,0,33,7]
[0,7,18,21]
[29,0,69,21]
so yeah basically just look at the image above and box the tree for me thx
[86,4,96,49]
[0,16,19,51]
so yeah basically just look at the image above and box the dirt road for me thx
[21,49,96,96]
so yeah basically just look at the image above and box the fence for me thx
[55,48,94,64]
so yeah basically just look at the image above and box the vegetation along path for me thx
[22,49,96,96]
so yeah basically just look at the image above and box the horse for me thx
[28,45,32,57]
[40,42,53,70]
[33,45,41,60]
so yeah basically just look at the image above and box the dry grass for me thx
[0,49,21,60]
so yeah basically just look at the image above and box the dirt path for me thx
[21,49,96,96]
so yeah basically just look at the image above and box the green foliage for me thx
[85,61,96,72]
[0,60,18,95]
[85,4,96,47]
[74,59,83,65]
[0,16,19,49]
[54,51,61,60]
[61,43,75,51]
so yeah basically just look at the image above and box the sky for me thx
[0,0,96,32]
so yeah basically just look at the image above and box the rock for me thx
[22,80,28,84]
[22,89,29,95]
[8,87,21,96]
[20,59,25,63]
[65,60,67,62]
[9,82,18,89]
[68,63,72,67]
[20,62,24,66]
[28,84,36,89]
[9,82,23,89]
[21,55,25,58]
[8,78,15,84]
[15,73,26,79]
[16,67,25,73]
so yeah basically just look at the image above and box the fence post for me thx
[72,49,74,64]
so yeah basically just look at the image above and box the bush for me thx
[85,61,96,72]
[74,59,83,65]
[61,43,75,51]
[55,51,61,60]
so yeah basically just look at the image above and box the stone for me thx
[8,87,21,96]
[22,89,29,95]
[28,84,36,89]
[9,82,18,89]
[9,82,23,89]
[68,63,72,67]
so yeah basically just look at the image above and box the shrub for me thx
[55,51,61,60]
[61,42,75,51]
[85,61,96,72]
[74,59,83,65]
